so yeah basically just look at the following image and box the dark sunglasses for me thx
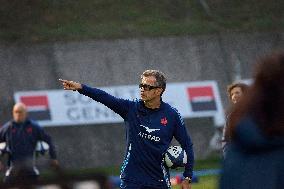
[139,83,160,91]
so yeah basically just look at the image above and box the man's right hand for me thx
[59,79,82,91]
[50,159,61,172]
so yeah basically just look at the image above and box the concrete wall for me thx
[0,32,283,169]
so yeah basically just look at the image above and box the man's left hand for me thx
[181,179,191,189]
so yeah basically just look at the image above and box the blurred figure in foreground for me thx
[220,52,284,189]
[221,82,249,157]
[0,103,59,185]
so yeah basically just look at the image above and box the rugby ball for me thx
[0,142,7,155]
[164,146,187,169]
[36,141,49,155]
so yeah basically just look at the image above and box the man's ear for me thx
[156,88,163,96]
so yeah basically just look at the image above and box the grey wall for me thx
[1,32,283,169]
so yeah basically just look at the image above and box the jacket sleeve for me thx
[0,122,9,143]
[173,110,194,179]
[78,84,131,119]
[35,124,57,159]
[221,121,228,157]
[222,113,231,157]
[0,126,5,143]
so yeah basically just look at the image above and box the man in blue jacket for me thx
[0,103,59,184]
[59,70,194,189]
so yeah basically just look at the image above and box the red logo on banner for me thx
[187,86,217,111]
[20,95,51,121]
[20,95,49,108]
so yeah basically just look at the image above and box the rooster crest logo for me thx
[161,117,168,126]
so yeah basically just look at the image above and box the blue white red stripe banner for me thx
[14,81,225,127]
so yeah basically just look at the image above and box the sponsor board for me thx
[14,81,224,127]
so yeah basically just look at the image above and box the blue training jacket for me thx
[220,116,284,189]
[0,119,57,166]
[79,85,194,188]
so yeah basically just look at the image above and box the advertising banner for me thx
[14,81,224,127]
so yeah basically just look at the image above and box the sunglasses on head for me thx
[139,83,160,91]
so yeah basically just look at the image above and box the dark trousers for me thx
[4,166,39,185]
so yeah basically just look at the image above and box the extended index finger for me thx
[58,78,68,83]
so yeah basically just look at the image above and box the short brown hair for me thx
[141,70,167,95]
[227,82,249,99]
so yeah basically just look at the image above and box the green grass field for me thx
[0,156,220,188]
[65,156,221,189]
[1,0,283,42]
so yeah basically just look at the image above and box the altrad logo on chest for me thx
[138,125,161,142]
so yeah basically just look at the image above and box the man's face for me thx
[230,87,243,104]
[140,76,162,102]
[13,104,27,123]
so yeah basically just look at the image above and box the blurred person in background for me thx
[221,82,249,157]
[0,103,59,185]
[59,69,194,189]
[220,52,284,189]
